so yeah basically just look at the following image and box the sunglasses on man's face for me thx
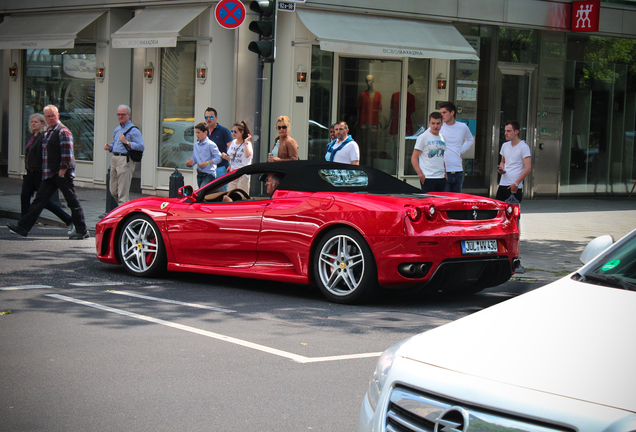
[205,115,215,120]
[277,125,287,130]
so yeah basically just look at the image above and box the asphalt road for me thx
[0,219,543,432]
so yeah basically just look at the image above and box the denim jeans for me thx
[197,172,215,188]
[444,171,464,193]
[421,178,446,193]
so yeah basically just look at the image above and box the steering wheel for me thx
[227,188,250,201]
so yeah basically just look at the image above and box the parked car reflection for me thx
[160,119,195,168]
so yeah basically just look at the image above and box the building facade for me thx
[1,0,635,198]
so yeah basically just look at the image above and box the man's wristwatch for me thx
[513,182,519,187]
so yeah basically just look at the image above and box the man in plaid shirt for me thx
[7,105,89,239]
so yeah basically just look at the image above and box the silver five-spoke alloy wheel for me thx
[119,216,164,276]
[317,233,366,297]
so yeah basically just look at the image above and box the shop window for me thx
[337,57,401,174]
[562,35,636,194]
[402,59,430,176]
[308,46,333,161]
[158,41,196,169]
[450,24,493,193]
[22,45,96,161]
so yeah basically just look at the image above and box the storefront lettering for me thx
[382,48,425,56]
[135,39,160,46]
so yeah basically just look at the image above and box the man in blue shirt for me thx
[204,107,232,191]
[186,122,222,188]
[104,105,144,205]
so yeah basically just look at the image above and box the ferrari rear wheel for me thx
[119,214,166,277]
[314,228,378,304]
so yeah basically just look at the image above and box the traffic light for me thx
[248,0,277,62]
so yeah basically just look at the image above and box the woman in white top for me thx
[223,120,253,192]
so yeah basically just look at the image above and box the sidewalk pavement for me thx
[1,175,635,284]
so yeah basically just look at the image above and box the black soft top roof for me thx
[234,160,421,194]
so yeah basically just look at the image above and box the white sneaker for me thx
[67,224,76,236]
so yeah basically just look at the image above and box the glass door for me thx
[492,63,537,197]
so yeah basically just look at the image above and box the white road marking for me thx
[109,290,236,313]
[1,285,52,291]
[69,282,125,287]
[46,294,381,363]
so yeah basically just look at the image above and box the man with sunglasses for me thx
[104,104,144,205]
[204,107,232,191]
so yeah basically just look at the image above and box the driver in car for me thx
[222,172,281,202]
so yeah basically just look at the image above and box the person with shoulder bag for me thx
[104,105,144,205]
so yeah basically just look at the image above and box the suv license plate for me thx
[462,239,498,255]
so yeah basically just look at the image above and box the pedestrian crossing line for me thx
[69,282,125,287]
[108,290,236,313]
[1,285,52,291]
[46,294,382,364]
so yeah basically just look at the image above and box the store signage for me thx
[571,0,600,33]
[63,58,96,80]
[112,37,177,48]
[215,0,246,29]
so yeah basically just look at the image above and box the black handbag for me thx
[122,126,143,162]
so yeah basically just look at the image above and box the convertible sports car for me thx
[96,161,521,304]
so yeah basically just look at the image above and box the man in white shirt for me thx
[496,120,532,202]
[325,121,360,165]
[439,101,474,193]
[411,112,446,193]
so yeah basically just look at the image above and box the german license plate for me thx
[461,239,498,255]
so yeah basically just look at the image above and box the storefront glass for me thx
[561,34,636,194]
[402,59,430,176]
[308,46,333,161]
[337,57,401,174]
[22,45,96,161]
[158,41,196,169]
[453,24,494,193]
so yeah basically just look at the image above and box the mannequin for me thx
[357,75,382,128]
[388,75,416,136]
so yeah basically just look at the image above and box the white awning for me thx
[297,9,479,60]
[111,5,208,49]
[0,11,105,49]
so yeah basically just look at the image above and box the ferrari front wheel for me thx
[118,214,166,277]
[313,228,378,304]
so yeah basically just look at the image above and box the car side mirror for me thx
[580,235,614,265]
[178,185,197,202]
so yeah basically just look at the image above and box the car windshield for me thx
[581,234,636,291]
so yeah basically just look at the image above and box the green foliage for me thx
[582,36,636,83]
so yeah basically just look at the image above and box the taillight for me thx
[424,204,437,221]
[405,205,420,221]
[506,204,520,219]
